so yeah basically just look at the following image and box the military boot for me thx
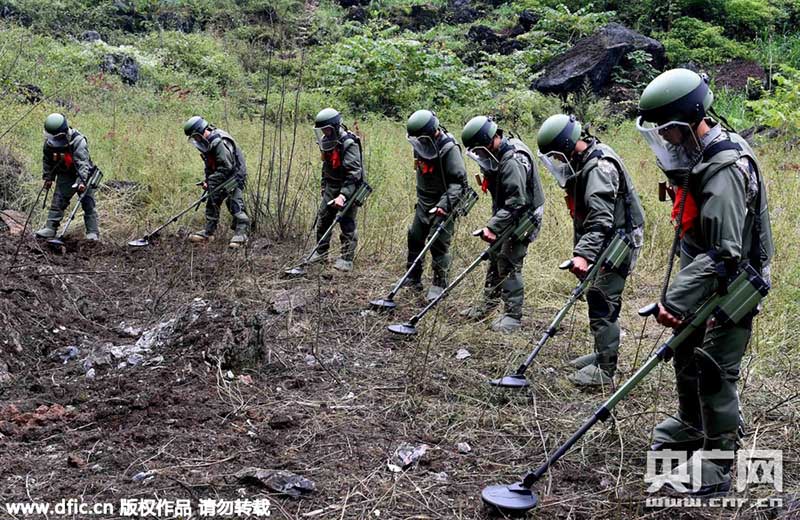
[229,233,247,248]
[460,290,499,320]
[568,364,613,387]
[35,221,58,239]
[652,416,705,452]
[425,285,444,302]
[491,314,521,333]
[84,211,100,241]
[569,352,597,370]
[663,437,735,497]
[334,258,353,272]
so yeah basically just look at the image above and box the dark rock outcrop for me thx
[100,54,140,86]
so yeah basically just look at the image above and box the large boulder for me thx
[467,24,524,55]
[446,0,481,24]
[532,23,665,95]
[100,54,140,85]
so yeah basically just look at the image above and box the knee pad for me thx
[234,211,250,225]
[339,216,356,234]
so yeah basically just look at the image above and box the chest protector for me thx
[685,131,774,269]
[323,131,363,182]
[46,131,88,176]
[415,135,456,179]
[206,129,247,182]
[574,143,645,234]
[497,138,545,210]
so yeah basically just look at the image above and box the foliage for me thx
[308,35,484,116]
[658,17,751,65]
[747,66,800,133]
[533,4,615,44]
[722,0,780,38]
[611,50,659,91]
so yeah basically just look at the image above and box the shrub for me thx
[723,0,780,38]
[658,17,751,65]
[747,66,800,133]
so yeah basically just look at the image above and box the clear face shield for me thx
[407,135,438,160]
[314,125,339,152]
[44,130,69,150]
[538,151,576,188]
[636,117,701,174]
[188,133,210,153]
[465,146,500,172]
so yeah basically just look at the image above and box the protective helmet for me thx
[44,113,69,148]
[183,116,211,152]
[314,108,342,152]
[636,69,714,172]
[462,116,501,171]
[536,114,582,188]
[407,109,440,160]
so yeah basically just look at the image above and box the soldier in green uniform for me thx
[459,116,545,333]
[404,109,468,301]
[35,113,100,241]
[537,114,645,387]
[637,68,774,495]
[183,116,250,248]
[310,108,365,272]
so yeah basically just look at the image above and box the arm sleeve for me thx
[487,158,527,233]
[663,166,747,317]
[339,141,363,199]
[42,144,54,181]
[573,160,619,263]
[212,140,236,178]
[436,148,468,211]
[71,138,93,183]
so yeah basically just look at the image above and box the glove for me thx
[43,179,53,189]
[77,183,86,194]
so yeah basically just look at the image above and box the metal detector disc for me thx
[47,238,65,251]
[488,373,530,389]
[369,298,397,311]
[128,238,150,248]
[387,323,417,335]
[481,483,538,514]
[284,266,307,277]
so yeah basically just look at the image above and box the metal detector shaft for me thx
[385,216,449,300]
[516,266,768,490]
[54,188,91,241]
[405,222,517,328]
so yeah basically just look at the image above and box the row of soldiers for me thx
[33,68,773,496]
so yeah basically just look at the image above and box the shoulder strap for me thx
[702,140,742,162]
[585,148,633,233]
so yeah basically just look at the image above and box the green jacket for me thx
[664,123,775,317]
[203,128,246,185]
[414,132,467,212]
[568,140,645,263]
[484,137,545,234]
[42,129,93,182]
[321,128,364,200]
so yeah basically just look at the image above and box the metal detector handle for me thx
[638,303,660,317]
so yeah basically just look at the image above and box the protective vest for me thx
[496,137,545,210]
[573,142,645,234]
[322,131,363,183]
[45,130,89,178]
[206,129,247,184]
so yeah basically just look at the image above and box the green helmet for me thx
[44,113,68,135]
[638,68,714,125]
[461,115,497,149]
[183,115,208,136]
[407,109,439,137]
[314,108,341,129]
[537,114,581,156]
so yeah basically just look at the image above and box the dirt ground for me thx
[1,228,798,520]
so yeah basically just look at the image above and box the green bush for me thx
[533,3,615,44]
[723,0,780,37]
[747,66,800,133]
[308,34,485,116]
[659,17,751,65]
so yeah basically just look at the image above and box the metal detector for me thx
[481,264,769,514]
[369,187,478,311]
[489,231,633,388]
[387,208,539,336]
[47,167,103,251]
[127,177,238,248]
[284,181,373,277]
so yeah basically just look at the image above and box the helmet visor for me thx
[465,146,500,172]
[538,151,575,188]
[314,125,338,152]
[188,134,210,153]
[636,117,700,173]
[407,135,438,160]
[44,131,69,150]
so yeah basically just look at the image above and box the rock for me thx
[0,359,10,384]
[391,4,441,32]
[395,443,429,469]
[100,54,140,85]
[131,470,155,483]
[67,454,86,468]
[455,348,471,360]
[16,83,43,104]
[268,414,294,430]
[271,288,308,314]
[0,210,26,235]
[713,59,767,91]
[467,25,523,55]
[457,442,471,454]
[532,23,665,95]
[518,9,539,31]
[335,0,369,7]
[50,345,80,364]
[235,467,315,497]
[345,6,367,22]
[81,31,102,42]
[446,0,480,24]
[157,10,197,33]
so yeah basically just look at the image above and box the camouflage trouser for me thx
[317,183,358,261]
[46,173,98,234]
[586,270,627,376]
[406,203,454,287]
[483,238,529,320]
[205,172,250,234]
